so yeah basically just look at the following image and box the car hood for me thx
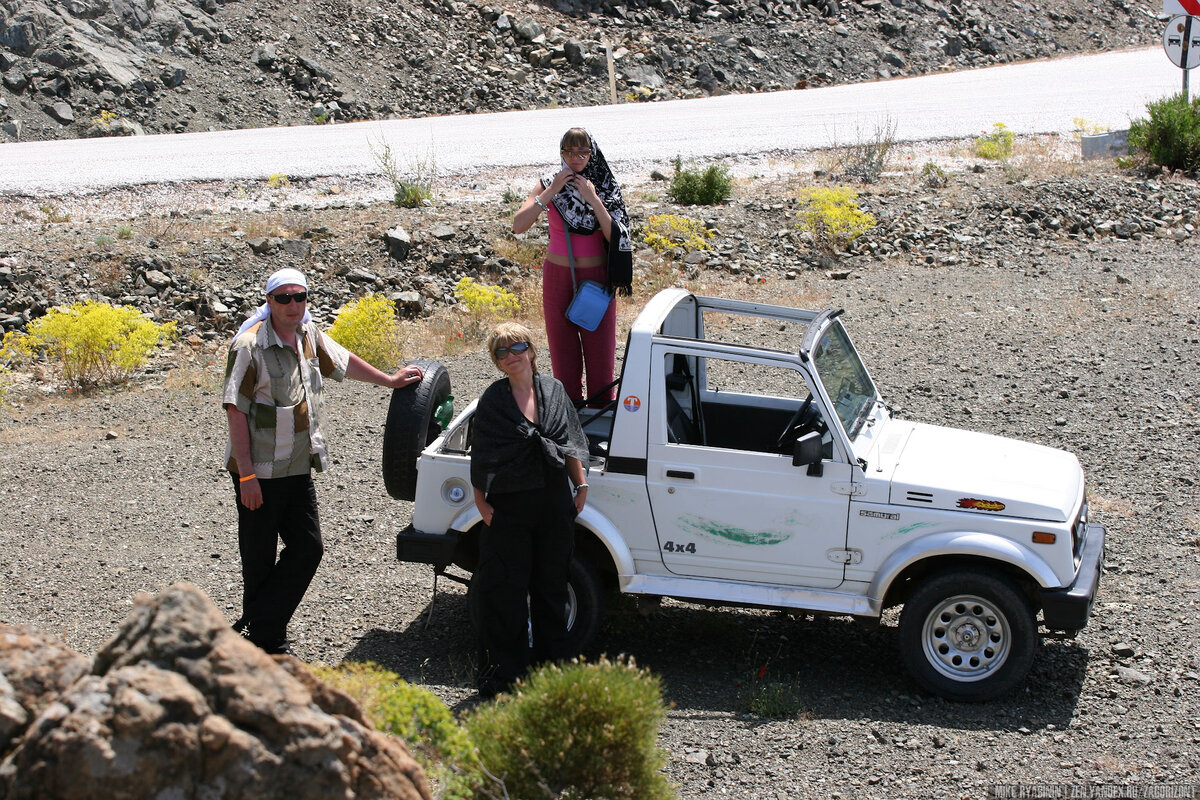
[890,423,1083,522]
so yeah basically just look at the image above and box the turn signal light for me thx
[1031,531,1057,545]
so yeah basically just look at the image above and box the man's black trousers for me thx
[231,473,323,651]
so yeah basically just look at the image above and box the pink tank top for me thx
[546,203,607,258]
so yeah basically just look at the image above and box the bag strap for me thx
[564,227,579,294]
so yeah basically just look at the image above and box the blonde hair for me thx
[560,127,591,152]
[486,321,538,372]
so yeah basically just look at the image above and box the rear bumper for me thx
[1039,522,1106,633]
[396,524,461,566]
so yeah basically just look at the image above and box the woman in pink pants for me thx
[512,128,632,404]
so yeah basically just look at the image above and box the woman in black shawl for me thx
[470,321,591,698]
[512,127,632,404]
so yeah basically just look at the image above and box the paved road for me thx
[0,46,1183,195]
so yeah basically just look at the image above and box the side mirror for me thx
[792,431,823,476]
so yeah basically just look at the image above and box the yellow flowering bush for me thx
[973,122,1015,160]
[327,292,404,370]
[641,213,714,254]
[0,300,177,391]
[454,276,519,326]
[795,187,876,254]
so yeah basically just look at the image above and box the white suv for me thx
[386,289,1105,701]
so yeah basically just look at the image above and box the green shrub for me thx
[116,225,133,240]
[641,213,713,254]
[667,157,733,205]
[919,161,950,189]
[972,122,1015,160]
[1128,92,1200,173]
[0,300,177,391]
[327,293,405,370]
[309,662,483,800]
[795,187,876,254]
[738,665,805,718]
[465,657,675,800]
[370,134,436,208]
[394,182,433,208]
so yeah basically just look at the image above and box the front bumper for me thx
[1039,522,1106,633]
[396,524,461,566]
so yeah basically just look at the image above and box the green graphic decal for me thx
[678,514,791,546]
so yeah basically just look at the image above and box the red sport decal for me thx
[957,498,1006,512]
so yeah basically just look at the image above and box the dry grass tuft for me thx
[1090,493,1134,519]
[492,235,546,272]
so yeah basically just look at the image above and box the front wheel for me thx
[898,568,1037,702]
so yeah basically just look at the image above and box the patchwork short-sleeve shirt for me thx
[223,319,350,478]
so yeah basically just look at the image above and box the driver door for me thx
[645,347,852,589]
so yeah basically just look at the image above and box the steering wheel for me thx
[775,394,813,451]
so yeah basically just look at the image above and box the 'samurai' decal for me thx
[957,498,1006,512]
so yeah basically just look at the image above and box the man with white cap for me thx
[222,267,423,655]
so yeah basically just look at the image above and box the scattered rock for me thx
[1113,666,1153,686]
[386,226,413,260]
[42,101,74,124]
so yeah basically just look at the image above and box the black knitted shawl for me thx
[470,373,589,495]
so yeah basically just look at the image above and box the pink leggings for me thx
[541,259,616,403]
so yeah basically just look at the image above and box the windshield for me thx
[810,321,877,439]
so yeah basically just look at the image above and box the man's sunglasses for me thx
[494,341,531,360]
[270,291,308,304]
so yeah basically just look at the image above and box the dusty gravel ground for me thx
[2,157,1200,799]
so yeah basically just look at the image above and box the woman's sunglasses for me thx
[561,148,591,158]
[270,291,308,304]
[494,341,531,360]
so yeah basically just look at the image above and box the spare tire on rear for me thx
[382,360,451,501]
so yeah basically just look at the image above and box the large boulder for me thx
[0,625,90,754]
[0,583,433,800]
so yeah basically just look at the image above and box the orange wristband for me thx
[239,473,257,483]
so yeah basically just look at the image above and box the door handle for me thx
[666,469,695,479]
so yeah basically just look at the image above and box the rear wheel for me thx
[898,568,1037,702]
[467,551,605,656]
[382,360,450,501]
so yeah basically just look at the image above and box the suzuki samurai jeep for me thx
[385,289,1105,701]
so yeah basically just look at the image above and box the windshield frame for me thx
[803,316,880,441]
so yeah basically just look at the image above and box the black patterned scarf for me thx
[541,132,633,295]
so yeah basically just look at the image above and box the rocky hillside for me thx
[0,0,1163,143]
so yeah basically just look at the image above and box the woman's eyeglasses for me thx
[270,291,308,304]
[561,148,591,158]
[494,341,531,360]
